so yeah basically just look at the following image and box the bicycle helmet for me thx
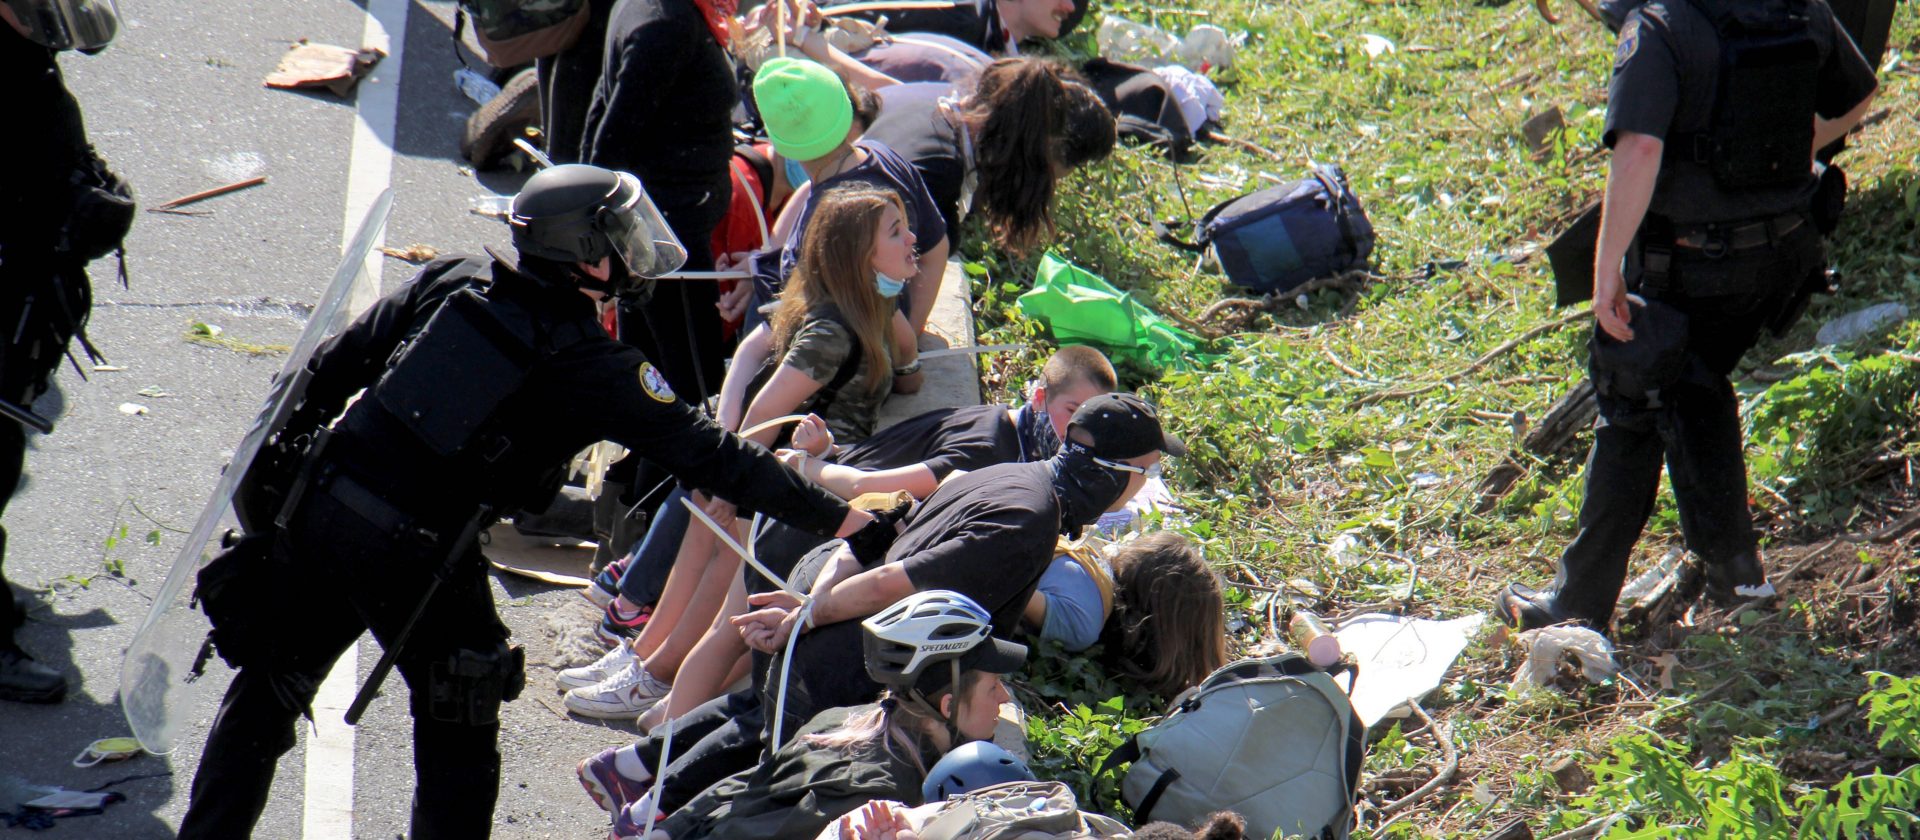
[861,590,1026,698]
[922,740,1037,802]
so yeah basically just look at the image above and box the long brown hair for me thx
[963,58,1116,254]
[1106,532,1228,698]
[770,184,902,393]
[802,674,986,774]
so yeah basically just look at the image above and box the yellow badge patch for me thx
[639,362,676,403]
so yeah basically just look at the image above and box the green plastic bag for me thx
[1017,252,1205,371]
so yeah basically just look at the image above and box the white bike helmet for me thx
[861,590,1026,697]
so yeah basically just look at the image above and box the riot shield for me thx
[119,190,394,754]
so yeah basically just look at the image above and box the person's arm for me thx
[735,562,914,651]
[744,364,827,447]
[801,460,940,499]
[719,324,776,433]
[599,353,868,538]
[1813,91,1874,153]
[582,6,693,169]
[904,236,950,335]
[889,310,923,394]
[1592,132,1662,343]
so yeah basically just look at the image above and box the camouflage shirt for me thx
[779,307,893,443]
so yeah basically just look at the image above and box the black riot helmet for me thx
[3,0,121,51]
[507,164,687,299]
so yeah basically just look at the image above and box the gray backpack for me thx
[1098,654,1364,839]
[917,781,1133,840]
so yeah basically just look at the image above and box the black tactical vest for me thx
[1671,0,1823,189]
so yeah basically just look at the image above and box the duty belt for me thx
[1671,213,1805,256]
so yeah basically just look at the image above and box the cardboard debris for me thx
[264,42,386,96]
[1334,612,1483,726]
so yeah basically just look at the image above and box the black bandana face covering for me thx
[1048,442,1131,537]
[1015,402,1061,463]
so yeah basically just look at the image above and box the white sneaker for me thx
[566,661,672,719]
[557,643,639,692]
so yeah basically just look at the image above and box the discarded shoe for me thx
[565,662,670,719]
[557,643,639,692]
[0,646,67,704]
[578,746,651,814]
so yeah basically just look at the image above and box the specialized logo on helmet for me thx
[920,641,975,653]
[639,363,675,403]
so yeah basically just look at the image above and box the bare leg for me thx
[627,519,717,660]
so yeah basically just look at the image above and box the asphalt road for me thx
[0,2,639,837]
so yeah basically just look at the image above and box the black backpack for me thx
[1079,58,1198,161]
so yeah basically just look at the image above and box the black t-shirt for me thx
[824,0,1001,52]
[863,83,969,246]
[837,403,1019,479]
[1601,0,1877,223]
[889,460,1062,635]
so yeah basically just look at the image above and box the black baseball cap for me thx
[1066,393,1187,460]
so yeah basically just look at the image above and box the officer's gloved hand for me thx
[842,498,911,566]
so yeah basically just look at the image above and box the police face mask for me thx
[1048,442,1132,536]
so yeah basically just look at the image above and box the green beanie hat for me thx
[754,57,854,163]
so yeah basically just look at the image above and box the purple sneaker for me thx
[578,746,651,814]
[609,791,662,839]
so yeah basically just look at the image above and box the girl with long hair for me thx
[862,56,1117,255]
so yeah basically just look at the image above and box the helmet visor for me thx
[600,172,687,279]
[7,0,120,51]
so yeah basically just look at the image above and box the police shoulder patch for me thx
[1614,18,1642,68]
[639,362,676,404]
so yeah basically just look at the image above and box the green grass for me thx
[970,1,1920,836]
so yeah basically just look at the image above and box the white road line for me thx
[302,0,408,836]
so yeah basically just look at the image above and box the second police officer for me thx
[177,163,893,839]
[1501,0,1878,631]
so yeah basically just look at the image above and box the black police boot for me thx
[0,646,67,704]
[9,588,29,628]
[1495,582,1587,631]
[1702,551,1775,607]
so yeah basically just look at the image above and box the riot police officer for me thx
[177,164,887,839]
[0,0,132,704]
[1500,0,1877,632]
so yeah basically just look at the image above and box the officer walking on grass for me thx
[177,163,891,839]
[1500,0,1878,632]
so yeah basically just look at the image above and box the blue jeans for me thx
[616,486,692,606]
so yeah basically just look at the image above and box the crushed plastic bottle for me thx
[1176,24,1238,73]
[454,67,502,106]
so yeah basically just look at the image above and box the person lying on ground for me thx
[1022,530,1227,699]
[563,183,920,719]
[574,393,1183,819]
[820,0,1087,58]
[585,590,1025,840]
[861,58,1116,256]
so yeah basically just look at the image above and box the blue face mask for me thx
[875,270,906,298]
[783,155,810,189]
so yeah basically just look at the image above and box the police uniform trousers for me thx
[178,474,513,839]
[0,247,90,647]
[1551,221,1823,625]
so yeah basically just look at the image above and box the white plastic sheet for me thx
[1333,613,1484,727]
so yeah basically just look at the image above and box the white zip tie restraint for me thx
[641,713,676,840]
